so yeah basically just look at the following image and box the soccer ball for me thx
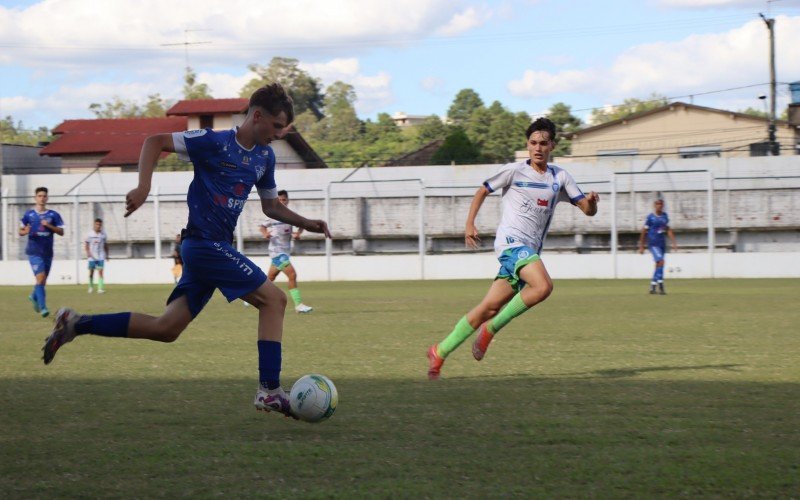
[289,374,338,423]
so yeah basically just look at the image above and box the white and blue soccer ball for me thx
[289,374,338,423]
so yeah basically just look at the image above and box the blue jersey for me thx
[20,209,64,257]
[173,128,278,242]
[644,212,670,247]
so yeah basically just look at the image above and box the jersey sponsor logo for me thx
[220,161,237,169]
[213,242,254,276]
[233,183,247,196]
[537,198,548,206]
[184,129,207,137]
[514,181,549,189]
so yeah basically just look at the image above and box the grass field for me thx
[1,279,799,497]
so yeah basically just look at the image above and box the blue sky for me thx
[1,0,799,130]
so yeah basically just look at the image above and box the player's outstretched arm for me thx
[465,186,490,249]
[577,191,600,217]
[261,198,331,238]
[125,134,175,217]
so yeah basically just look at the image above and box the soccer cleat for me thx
[472,323,495,361]
[29,294,40,313]
[295,303,313,314]
[658,283,666,295]
[41,308,50,318]
[42,308,80,365]
[87,286,93,293]
[649,284,657,295]
[427,344,444,380]
[254,387,298,419]
[97,289,105,294]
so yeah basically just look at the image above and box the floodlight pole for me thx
[760,13,778,155]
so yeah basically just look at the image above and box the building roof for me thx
[566,101,791,138]
[40,117,188,166]
[166,98,249,116]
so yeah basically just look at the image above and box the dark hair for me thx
[525,118,557,142]
[249,83,295,123]
[277,190,288,197]
[94,218,103,223]
[35,187,48,195]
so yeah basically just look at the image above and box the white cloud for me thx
[0,0,488,68]
[300,58,394,115]
[658,0,768,7]
[421,76,446,94]
[507,15,800,111]
[435,6,490,36]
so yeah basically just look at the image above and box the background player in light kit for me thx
[260,190,313,314]
[85,218,109,293]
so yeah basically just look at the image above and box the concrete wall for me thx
[1,251,797,286]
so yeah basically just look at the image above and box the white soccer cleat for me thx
[254,386,297,419]
[295,303,313,314]
[42,308,81,365]
[97,289,105,294]
[87,287,93,294]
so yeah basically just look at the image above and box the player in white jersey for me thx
[259,190,312,313]
[428,118,600,380]
[84,218,109,293]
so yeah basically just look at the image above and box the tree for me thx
[547,102,582,157]
[182,67,212,100]
[590,92,669,124]
[0,115,51,146]
[416,115,448,144]
[311,81,362,143]
[431,127,481,165]
[89,94,172,118]
[447,89,484,125]
[240,57,325,118]
[363,113,401,144]
[480,102,529,163]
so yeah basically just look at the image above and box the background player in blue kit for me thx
[41,84,331,418]
[638,199,677,295]
[18,186,64,318]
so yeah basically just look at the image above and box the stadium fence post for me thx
[610,173,617,279]
[73,189,80,284]
[1,189,7,261]
[707,171,715,278]
[153,186,161,260]
[418,179,425,280]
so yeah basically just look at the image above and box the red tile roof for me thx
[40,117,188,166]
[166,98,249,116]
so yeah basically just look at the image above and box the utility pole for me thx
[759,13,778,155]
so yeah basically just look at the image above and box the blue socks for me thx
[257,340,282,390]
[654,266,664,282]
[75,313,131,337]
[33,284,46,310]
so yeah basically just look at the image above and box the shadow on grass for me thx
[543,363,746,379]
[1,376,798,498]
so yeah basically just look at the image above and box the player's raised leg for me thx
[429,279,515,379]
[473,259,553,361]
[42,296,195,364]
[243,280,297,418]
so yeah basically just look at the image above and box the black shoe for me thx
[658,284,666,295]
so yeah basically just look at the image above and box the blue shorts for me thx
[88,259,104,270]
[28,255,52,277]
[167,239,268,318]
[495,246,541,292]
[649,245,665,262]
[270,253,292,271]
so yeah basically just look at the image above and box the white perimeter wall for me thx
[1,252,798,286]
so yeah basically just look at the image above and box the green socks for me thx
[437,316,476,358]
[98,277,104,291]
[490,293,531,334]
[289,288,302,306]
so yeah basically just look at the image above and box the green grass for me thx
[1,279,799,497]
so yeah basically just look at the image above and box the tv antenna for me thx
[161,29,212,68]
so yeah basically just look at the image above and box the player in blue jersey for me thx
[41,84,331,418]
[18,187,64,318]
[427,118,599,380]
[638,199,677,295]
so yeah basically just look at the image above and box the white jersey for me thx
[262,219,293,258]
[483,161,585,257]
[85,229,108,260]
